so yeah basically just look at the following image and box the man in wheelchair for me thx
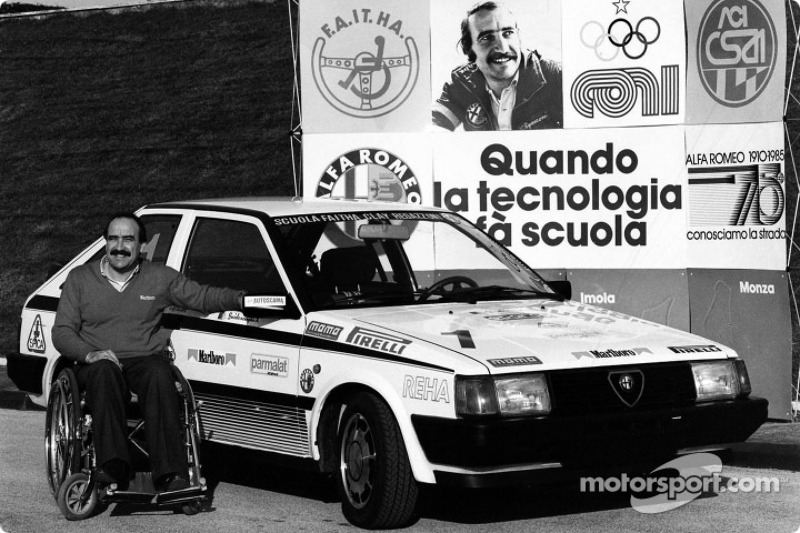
[51,213,244,502]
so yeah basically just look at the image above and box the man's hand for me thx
[85,349,121,368]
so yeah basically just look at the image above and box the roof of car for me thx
[145,197,447,217]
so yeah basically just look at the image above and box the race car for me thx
[8,198,768,528]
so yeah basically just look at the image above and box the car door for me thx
[166,212,311,458]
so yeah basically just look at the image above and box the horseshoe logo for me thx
[312,34,419,119]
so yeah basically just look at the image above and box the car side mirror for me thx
[243,294,301,319]
[547,280,571,300]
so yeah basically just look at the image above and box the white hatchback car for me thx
[9,198,767,528]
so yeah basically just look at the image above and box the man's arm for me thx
[432,67,469,131]
[52,270,102,363]
[167,272,244,315]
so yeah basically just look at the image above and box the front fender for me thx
[308,367,445,485]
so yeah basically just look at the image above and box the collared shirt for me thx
[487,75,519,131]
[100,255,140,292]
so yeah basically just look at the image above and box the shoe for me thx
[96,459,130,490]
[157,472,190,492]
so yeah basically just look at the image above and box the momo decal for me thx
[306,321,344,341]
[188,349,236,367]
[402,375,450,403]
[346,327,411,355]
[311,8,420,118]
[250,354,289,378]
[572,347,652,360]
[487,356,543,367]
[316,148,421,205]
[697,0,777,107]
[668,345,723,354]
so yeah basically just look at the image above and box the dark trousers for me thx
[76,356,188,482]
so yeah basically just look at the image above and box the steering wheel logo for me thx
[311,29,420,118]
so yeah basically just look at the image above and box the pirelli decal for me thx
[668,345,723,354]
[346,327,412,355]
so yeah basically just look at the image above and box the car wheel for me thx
[336,392,419,529]
[45,368,82,497]
[57,473,98,521]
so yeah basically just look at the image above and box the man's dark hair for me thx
[103,212,148,243]
[458,1,513,63]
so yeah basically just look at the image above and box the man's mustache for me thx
[110,250,131,257]
[488,51,517,62]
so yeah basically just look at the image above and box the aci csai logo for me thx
[311,8,420,118]
[697,0,777,107]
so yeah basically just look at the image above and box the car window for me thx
[87,214,180,264]
[183,217,285,294]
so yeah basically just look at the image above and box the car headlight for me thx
[691,360,750,401]
[456,374,551,416]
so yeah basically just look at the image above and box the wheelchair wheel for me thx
[45,368,82,496]
[57,472,98,521]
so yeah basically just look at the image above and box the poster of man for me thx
[431,0,563,131]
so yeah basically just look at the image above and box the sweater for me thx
[53,259,243,362]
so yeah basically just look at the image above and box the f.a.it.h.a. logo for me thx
[311,8,420,118]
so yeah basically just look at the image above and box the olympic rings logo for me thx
[581,17,661,61]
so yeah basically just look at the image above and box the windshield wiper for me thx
[427,285,564,303]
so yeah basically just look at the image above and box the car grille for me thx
[547,362,696,414]
[195,393,311,457]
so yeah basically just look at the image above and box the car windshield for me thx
[272,210,559,310]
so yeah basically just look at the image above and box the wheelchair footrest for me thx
[100,490,156,504]
[155,486,206,505]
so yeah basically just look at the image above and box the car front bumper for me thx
[412,397,768,488]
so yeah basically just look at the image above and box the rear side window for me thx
[139,215,180,264]
[183,218,285,294]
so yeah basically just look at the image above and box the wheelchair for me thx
[44,363,207,520]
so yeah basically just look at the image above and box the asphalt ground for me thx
[1,363,799,532]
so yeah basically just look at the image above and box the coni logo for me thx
[311,8,420,118]
[697,0,777,107]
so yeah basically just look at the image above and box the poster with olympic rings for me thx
[562,0,686,129]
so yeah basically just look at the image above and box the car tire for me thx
[336,391,419,529]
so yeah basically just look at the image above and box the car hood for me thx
[321,299,733,372]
